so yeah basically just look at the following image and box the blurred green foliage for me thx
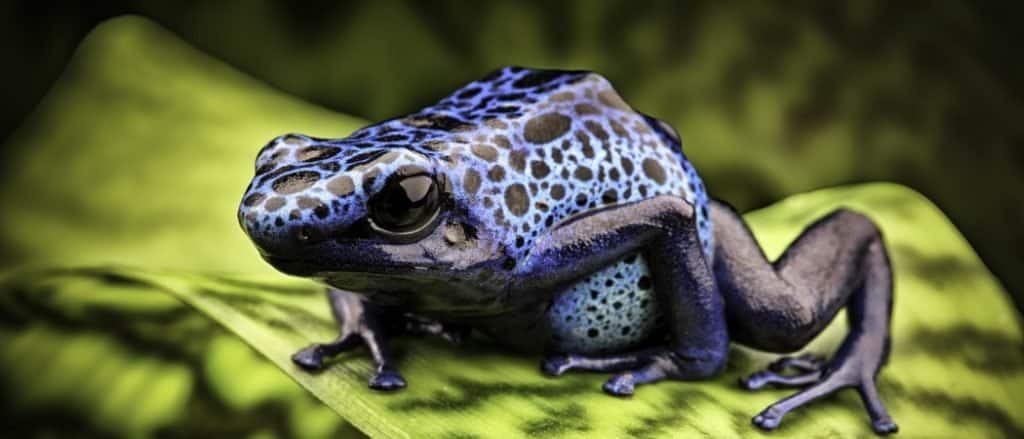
[1,7,1023,438]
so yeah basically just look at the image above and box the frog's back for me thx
[400,66,712,259]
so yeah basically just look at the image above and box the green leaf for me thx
[2,15,1023,438]
[0,269,362,438]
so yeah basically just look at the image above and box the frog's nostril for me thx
[297,225,312,242]
[295,224,327,244]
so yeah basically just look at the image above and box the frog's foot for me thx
[542,353,642,379]
[541,353,658,396]
[292,333,407,391]
[542,348,721,397]
[292,334,360,371]
[368,367,407,391]
[739,353,825,390]
[745,354,897,435]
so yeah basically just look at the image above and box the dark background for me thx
[2,0,1022,310]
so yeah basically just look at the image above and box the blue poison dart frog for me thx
[238,67,898,435]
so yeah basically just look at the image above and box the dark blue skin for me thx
[238,67,898,434]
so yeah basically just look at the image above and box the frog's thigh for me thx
[710,200,897,434]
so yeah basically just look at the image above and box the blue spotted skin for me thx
[547,254,661,353]
[239,67,712,353]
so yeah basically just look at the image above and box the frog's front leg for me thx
[293,289,468,390]
[291,288,408,390]
[517,195,729,395]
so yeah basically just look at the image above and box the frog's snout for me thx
[241,217,332,259]
[237,180,360,259]
[237,131,367,254]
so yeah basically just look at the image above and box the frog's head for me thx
[238,133,510,315]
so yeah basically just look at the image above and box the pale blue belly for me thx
[546,253,664,354]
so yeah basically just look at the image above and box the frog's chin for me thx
[261,253,350,277]
[320,272,517,317]
[258,236,439,276]
[261,253,518,316]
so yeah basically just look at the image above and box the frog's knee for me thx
[666,348,727,379]
[830,208,882,240]
[734,301,821,353]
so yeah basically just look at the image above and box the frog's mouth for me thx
[260,239,518,316]
[261,254,324,277]
[327,276,515,317]
[259,242,442,278]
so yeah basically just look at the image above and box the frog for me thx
[237,67,898,435]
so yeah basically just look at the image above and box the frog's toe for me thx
[541,355,573,376]
[752,407,784,431]
[291,334,360,372]
[368,369,407,391]
[741,353,826,391]
[768,353,825,373]
[739,369,821,390]
[602,373,635,396]
[872,417,899,435]
[292,345,326,371]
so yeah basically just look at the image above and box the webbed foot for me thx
[741,352,897,435]
[541,348,722,396]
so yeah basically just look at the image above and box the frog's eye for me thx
[367,170,442,242]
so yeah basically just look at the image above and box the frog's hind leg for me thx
[710,200,897,435]
[528,195,730,396]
